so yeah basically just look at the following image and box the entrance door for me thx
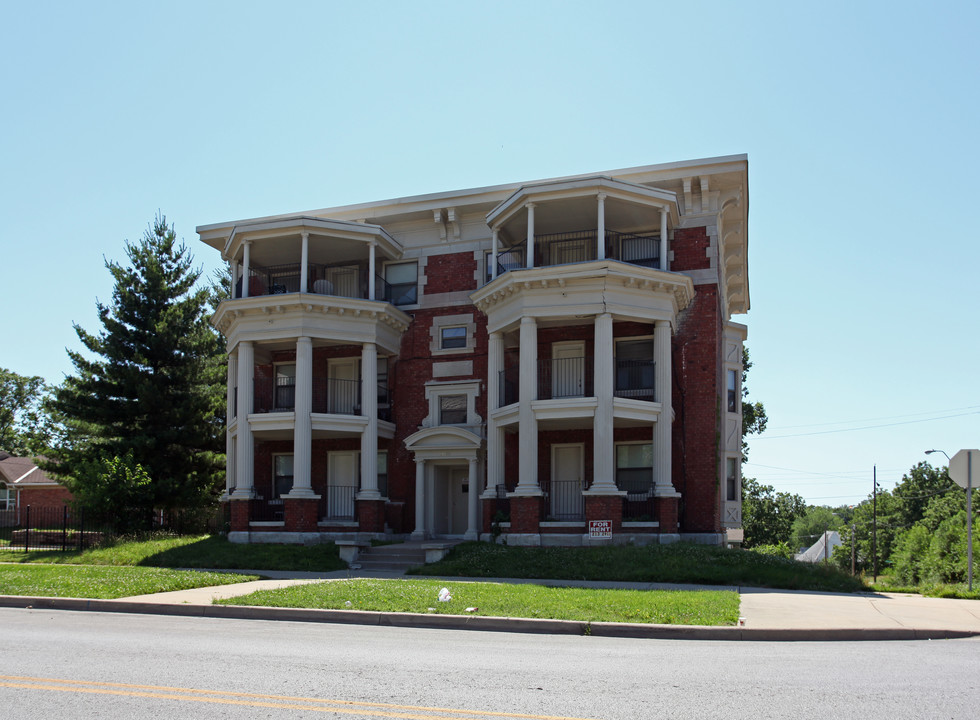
[551,341,585,399]
[551,444,584,520]
[327,451,357,519]
[447,467,469,535]
[328,358,359,414]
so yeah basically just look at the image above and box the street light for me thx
[925,449,951,461]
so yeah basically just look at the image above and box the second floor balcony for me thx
[247,377,392,420]
[234,261,417,307]
[499,357,654,406]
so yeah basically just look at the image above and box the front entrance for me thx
[431,466,469,536]
[551,444,584,520]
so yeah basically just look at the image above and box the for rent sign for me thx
[589,520,612,539]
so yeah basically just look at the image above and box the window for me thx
[385,261,418,306]
[439,394,467,425]
[377,357,390,420]
[619,233,660,268]
[615,339,655,398]
[0,482,11,511]
[273,454,294,498]
[440,326,467,350]
[275,364,296,410]
[727,369,739,413]
[377,451,388,497]
[616,444,653,495]
[726,457,739,502]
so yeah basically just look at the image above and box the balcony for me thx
[234,262,416,307]
[490,229,661,281]
[252,376,391,419]
[498,357,654,406]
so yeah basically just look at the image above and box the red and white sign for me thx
[589,520,612,539]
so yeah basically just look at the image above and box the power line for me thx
[752,410,980,440]
[763,405,980,431]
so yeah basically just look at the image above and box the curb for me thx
[2,595,977,642]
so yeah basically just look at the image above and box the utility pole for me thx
[872,465,878,583]
[851,523,856,576]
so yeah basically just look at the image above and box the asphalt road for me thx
[1,607,978,719]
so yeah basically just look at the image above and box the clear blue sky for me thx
[2,1,977,505]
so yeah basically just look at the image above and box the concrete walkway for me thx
[3,568,979,641]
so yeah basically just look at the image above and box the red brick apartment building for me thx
[197,155,749,547]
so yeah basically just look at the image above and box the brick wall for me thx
[423,252,477,294]
[672,283,722,533]
[671,226,711,271]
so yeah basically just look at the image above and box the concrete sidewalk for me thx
[3,568,979,641]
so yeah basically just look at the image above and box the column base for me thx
[585,494,625,535]
[229,497,252,532]
[357,499,386,533]
[654,496,679,533]
[509,495,542,534]
[284,497,320,532]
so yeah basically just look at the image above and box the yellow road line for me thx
[0,675,601,720]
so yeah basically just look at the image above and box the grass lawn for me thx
[216,577,741,626]
[0,564,259,599]
[411,542,866,593]
[0,534,347,572]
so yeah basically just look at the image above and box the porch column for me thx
[596,192,606,260]
[300,232,309,293]
[288,336,315,497]
[231,261,240,298]
[234,341,255,497]
[660,209,668,271]
[490,228,499,280]
[241,242,251,298]
[526,203,536,269]
[653,320,676,495]
[483,331,504,497]
[224,351,238,498]
[591,312,617,491]
[514,317,540,495]
[359,342,380,499]
[465,456,479,540]
[368,241,376,300]
[411,459,426,540]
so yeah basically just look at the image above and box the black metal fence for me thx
[0,505,226,553]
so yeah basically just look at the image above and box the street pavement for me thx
[2,566,979,641]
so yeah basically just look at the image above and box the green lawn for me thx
[216,577,740,625]
[0,534,347,572]
[0,564,259,599]
[411,542,866,593]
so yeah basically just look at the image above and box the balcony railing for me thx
[543,479,584,521]
[322,485,356,521]
[490,229,662,280]
[250,498,285,523]
[233,263,417,307]
[503,356,670,405]
[251,377,389,419]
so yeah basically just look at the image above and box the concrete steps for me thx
[351,542,428,573]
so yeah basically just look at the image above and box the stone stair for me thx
[350,542,429,574]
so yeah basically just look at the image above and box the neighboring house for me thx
[795,531,842,563]
[197,155,750,546]
[0,452,73,525]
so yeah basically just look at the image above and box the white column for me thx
[653,320,676,495]
[490,228,499,280]
[359,342,380,499]
[235,341,255,497]
[484,331,504,497]
[300,232,309,294]
[514,317,540,495]
[225,351,238,498]
[591,313,618,492]
[596,193,606,260]
[660,209,668,271]
[411,459,426,540]
[465,457,479,540]
[241,242,251,299]
[526,203,536,269]
[288,336,315,497]
[368,241,376,300]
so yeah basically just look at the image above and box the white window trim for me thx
[423,380,482,428]
[430,313,477,355]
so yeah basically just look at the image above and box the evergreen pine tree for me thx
[51,216,225,518]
